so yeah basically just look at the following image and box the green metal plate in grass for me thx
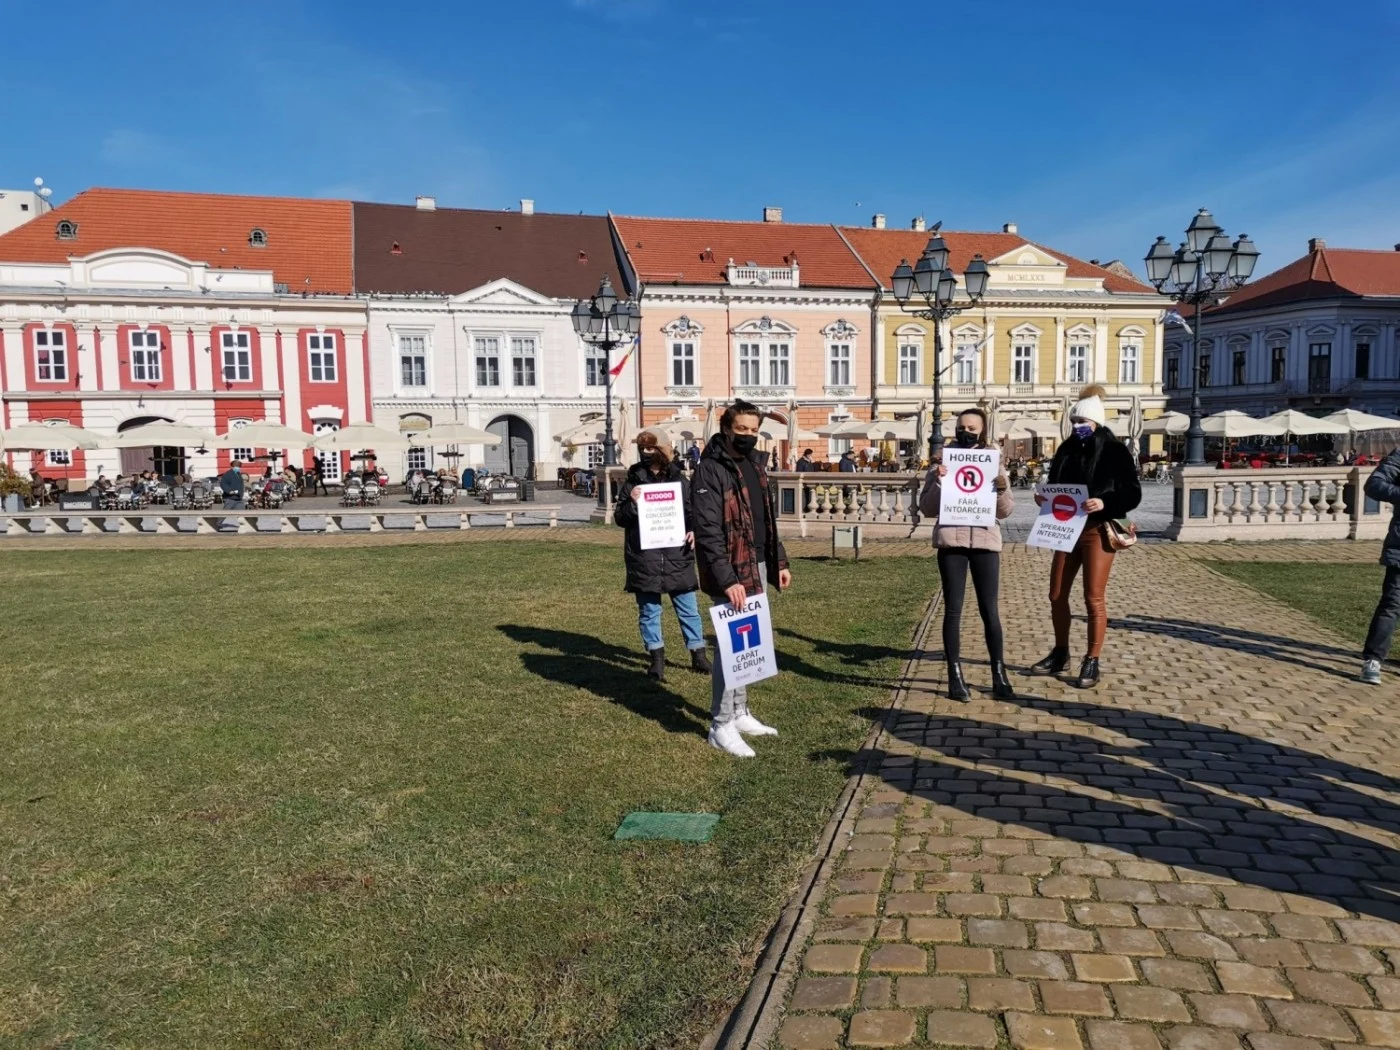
[614,812,720,843]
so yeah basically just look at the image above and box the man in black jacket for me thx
[692,400,791,758]
[1362,447,1400,684]
[219,460,246,509]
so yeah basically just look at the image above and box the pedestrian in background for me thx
[918,408,1015,700]
[219,459,246,510]
[1029,385,1141,689]
[692,399,791,758]
[614,429,712,681]
[311,459,329,496]
[1361,446,1400,684]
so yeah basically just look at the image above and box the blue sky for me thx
[4,0,1399,277]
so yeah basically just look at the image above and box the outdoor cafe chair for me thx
[363,481,382,505]
[341,480,364,507]
[439,481,458,504]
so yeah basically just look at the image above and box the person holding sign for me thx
[917,408,1015,701]
[614,429,712,682]
[1028,386,1142,689]
[692,400,792,758]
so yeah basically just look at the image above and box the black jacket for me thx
[218,469,245,498]
[1048,428,1141,524]
[1365,448,1400,568]
[613,459,698,594]
[691,434,788,598]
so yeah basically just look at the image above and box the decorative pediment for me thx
[821,318,860,341]
[451,278,555,308]
[733,316,797,336]
[1226,332,1251,347]
[1306,323,1337,338]
[661,315,704,337]
[1265,328,1291,343]
[1118,325,1146,338]
[952,322,983,338]
[1353,323,1381,338]
[894,322,927,338]
[82,248,200,289]
[989,244,1065,269]
[1009,322,1043,339]
[1065,322,1095,341]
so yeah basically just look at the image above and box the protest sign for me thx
[939,448,1000,527]
[637,482,686,550]
[709,591,778,689]
[1027,483,1089,553]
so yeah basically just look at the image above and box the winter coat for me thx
[613,459,699,595]
[917,467,1014,551]
[1365,447,1400,568]
[1048,429,1141,525]
[691,434,789,599]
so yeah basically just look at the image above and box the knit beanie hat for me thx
[1069,384,1107,426]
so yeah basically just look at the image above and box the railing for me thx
[771,471,924,535]
[725,263,799,287]
[1168,465,1388,541]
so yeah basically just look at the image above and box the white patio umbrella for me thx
[853,418,918,442]
[311,423,414,452]
[214,422,315,450]
[1001,418,1057,440]
[1141,411,1190,435]
[110,422,218,449]
[1199,411,1287,438]
[553,418,610,445]
[1259,409,1348,465]
[411,421,502,446]
[1324,408,1400,432]
[0,421,106,451]
[757,419,818,442]
[702,399,718,441]
[813,418,869,438]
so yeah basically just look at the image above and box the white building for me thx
[0,182,52,236]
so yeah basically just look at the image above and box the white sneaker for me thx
[1361,659,1382,685]
[734,712,779,737]
[708,721,756,758]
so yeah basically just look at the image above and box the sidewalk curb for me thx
[705,589,943,1050]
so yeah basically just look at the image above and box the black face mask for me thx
[639,449,659,462]
[954,428,980,448]
[730,434,759,456]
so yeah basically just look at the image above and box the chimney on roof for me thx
[872,213,886,229]
[1309,237,1326,252]
[1003,222,1018,234]
[763,206,782,223]
[911,216,926,232]
[416,196,436,211]
[520,198,534,215]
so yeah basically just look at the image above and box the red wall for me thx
[22,323,81,390]
[113,324,176,392]
[213,398,280,472]
[208,325,263,390]
[21,400,86,482]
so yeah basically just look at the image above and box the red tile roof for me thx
[838,227,1157,295]
[1212,245,1400,314]
[0,188,354,293]
[612,215,876,289]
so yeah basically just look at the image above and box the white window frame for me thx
[406,446,428,472]
[670,340,696,388]
[46,448,72,466]
[313,421,342,482]
[395,331,429,391]
[129,329,162,383]
[475,335,501,387]
[767,341,791,387]
[954,336,980,385]
[34,328,68,381]
[221,330,251,383]
[738,342,762,387]
[1066,341,1089,384]
[586,344,609,387]
[827,411,853,458]
[827,342,852,388]
[510,335,537,388]
[898,343,921,385]
[227,418,254,464]
[1118,339,1141,384]
[307,332,338,383]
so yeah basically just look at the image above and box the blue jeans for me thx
[636,590,706,652]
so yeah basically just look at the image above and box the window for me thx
[1165,354,1180,390]
[954,336,978,385]
[1232,350,1247,386]
[55,219,77,240]
[587,443,605,468]
[475,337,500,386]
[828,343,851,387]
[768,342,790,386]
[827,413,853,457]
[230,446,254,463]
[1119,342,1140,384]
[46,448,71,467]
[587,346,609,387]
[1270,345,1286,382]
[406,447,427,471]
[398,333,427,388]
[1066,342,1089,384]
[129,329,162,382]
[1013,343,1034,384]
[248,228,267,247]
[1356,342,1371,380]
[670,341,695,387]
[313,421,341,483]
[898,343,920,385]
[511,336,537,387]
[1198,351,1212,388]
[308,333,337,382]
[1308,342,1331,393]
[34,329,68,380]
[739,342,761,386]
[221,331,251,382]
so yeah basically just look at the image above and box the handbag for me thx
[1104,517,1137,550]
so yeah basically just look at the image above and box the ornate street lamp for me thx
[571,275,640,504]
[890,228,990,459]
[1144,210,1259,465]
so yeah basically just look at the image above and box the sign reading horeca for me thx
[637,481,687,550]
[1026,483,1089,553]
[709,592,779,689]
[938,448,1001,528]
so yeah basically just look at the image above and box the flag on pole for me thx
[609,334,639,378]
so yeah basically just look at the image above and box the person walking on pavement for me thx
[614,429,712,682]
[1361,446,1400,684]
[1028,385,1142,689]
[218,459,246,509]
[917,408,1015,701]
[692,400,792,758]
[310,458,329,496]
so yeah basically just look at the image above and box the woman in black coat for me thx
[614,429,712,681]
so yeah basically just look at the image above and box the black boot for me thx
[991,661,1015,700]
[689,647,712,674]
[647,648,667,681]
[1077,657,1100,689]
[946,662,970,701]
[1028,647,1070,676]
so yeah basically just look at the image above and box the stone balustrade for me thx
[771,471,925,537]
[1168,465,1389,541]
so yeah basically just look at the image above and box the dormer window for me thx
[248,227,268,247]
[55,219,77,241]
[390,241,403,256]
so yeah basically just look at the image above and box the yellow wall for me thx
[991,317,1049,384]
[885,317,934,386]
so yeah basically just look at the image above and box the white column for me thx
[77,325,99,392]
[1153,317,1165,389]
[1094,317,1109,384]
[192,328,213,389]
[281,329,303,429]
[982,315,997,384]
[96,324,120,391]
[1053,316,1066,387]
[1,324,25,396]
[344,328,368,423]
[172,328,191,391]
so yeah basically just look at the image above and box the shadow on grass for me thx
[823,694,1400,922]
[1112,614,1357,680]
[498,624,709,737]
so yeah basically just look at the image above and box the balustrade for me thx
[0,506,564,538]
[1169,465,1387,541]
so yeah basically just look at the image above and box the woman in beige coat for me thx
[918,408,1015,700]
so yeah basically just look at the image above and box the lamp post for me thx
[571,275,640,506]
[890,231,990,460]
[1144,210,1258,466]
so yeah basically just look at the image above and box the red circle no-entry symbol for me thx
[1051,494,1078,521]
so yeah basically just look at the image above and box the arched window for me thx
[55,219,78,241]
[248,228,268,247]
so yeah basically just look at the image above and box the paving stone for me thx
[1302,942,1384,975]
[877,918,904,940]
[1167,931,1241,961]
[1112,985,1193,1023]
[1072,954,1138,983]
[1040,875,1095,899]
[1215,962,1294,999]
[1163,1027,1244,1050]
[1086,1020,1164,1050]
[805,944,865,973]
[1099,928,1167,957]
[867,945,928,974]
[1038,981,1114,1017]
[831,894,881,917]
[815,918,878,941]
[848,1010,917,1047]
[1268,914,1336,942]
[1337,918,1400,947]
[778,1015,845,1050]
[896,975,964,1009]
[1075,902,1140,926]
[1350,1008,1400,1047]
[935,946,998,975]
[861,977,893,1008]
[1188,994,1272,1031]
[1201,910,1271,938]
[926,1010,999,1048]
[1005,855,1056,877]
[967,918,1030,948]
[1285,967,1371,1008]
[1368,975,1400,1010]
[1139,905,1206,930]
[1263,1001,1355,1041]
[1098,879,1159,903]
[885,892,941,915]
[906,917,964,943]
[968,977,1036,1012]
[790,976,858,1011]
[946,893,1003,917]
[1157,884,1222,908]
[1006,1012,1085,1050]
[1232,939,1308,969]
[1011,897,1069,921]
[1003,950,1071,981]
[1038,923,1097,952]
[925,872,981,893]
[1243,1036,1327,1050]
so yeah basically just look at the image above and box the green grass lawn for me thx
[1,542,933,1050]
[1210,560,1395,659]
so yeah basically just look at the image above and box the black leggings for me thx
[937,548,1005,666]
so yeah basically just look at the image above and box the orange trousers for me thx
[1049,524,1116,658]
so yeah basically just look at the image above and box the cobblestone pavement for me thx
[773,543,1400,1050]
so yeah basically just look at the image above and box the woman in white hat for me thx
[1028,385,1141,688]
